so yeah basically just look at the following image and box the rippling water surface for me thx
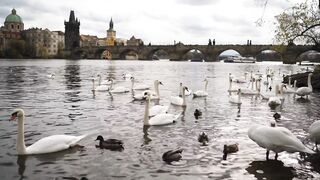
[0,59,320,180]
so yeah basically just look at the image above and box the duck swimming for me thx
[198,132,209,146]
[223,143,239,160]
[95,135,124,151]
[194,109,202,119]
[162,149,183,164]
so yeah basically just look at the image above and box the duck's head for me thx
[10,109,24,121]
[95,135,104,141]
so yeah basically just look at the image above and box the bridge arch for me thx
[296,50,320,62]
[181,48,205,61]
[256,49,282,61]
[119,49,139,60]
[147,49,169,60]
[101,50,112,59]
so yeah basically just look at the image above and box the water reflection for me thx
[17,155,27,180]
[143,125,152,145]
[246,160,296,180]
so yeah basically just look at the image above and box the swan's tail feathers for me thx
[174,112,183,120]
[70,134,87,147]
[302,147,316,154]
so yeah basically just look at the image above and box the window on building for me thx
[17,25,20,29]
[11,25,14,29]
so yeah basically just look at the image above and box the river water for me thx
[0,59,319,180]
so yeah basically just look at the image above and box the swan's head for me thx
[183,86,189,92]
[237,89,241,94]
[203,78,208,82]
[95,135,104,141]
[130,77,135,81]
[97,74,101,77]
[10,109,24,121]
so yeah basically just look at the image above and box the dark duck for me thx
[95,135,124,151]
[198,132,209,146]
[162,149,183,164]
[194,109,202,119]
[273,112,281,121]
[223,143,239,160]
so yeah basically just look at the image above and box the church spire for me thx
[69,10,75,22]
[109,18,113,30]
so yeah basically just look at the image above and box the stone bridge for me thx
[71,44,318,64]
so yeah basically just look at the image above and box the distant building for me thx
[64,10,80,50]
[106,18,116,46]
[127,36,144,46]
[23,28,64,57]
[0,8,24,51]
[97,37,107,46]
[80,35,98,47]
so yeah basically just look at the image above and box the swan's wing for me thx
[149,114,177,126]
[149,105,169,116]
[248,126,314,154]
[193,90,207,97]
[309,121,320,141]
[26,134,86,154]
[170,96,183,105]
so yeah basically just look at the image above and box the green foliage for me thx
[314,65,320,73]
[274,0,320,45]
[5,39,26,58]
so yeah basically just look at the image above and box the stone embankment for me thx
[283,66,320,91]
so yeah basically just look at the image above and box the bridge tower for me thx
[106,18,116,46]
[64,10,80,50]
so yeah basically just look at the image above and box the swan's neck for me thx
[229,78,232,90]
[131,79,134,90]
[288,77,291,87]
[308,74,312,89]
[275,85,279,96]
[17,116,27,154]
[109,80,113,90]
[294,81,297,90]
[155,82,160,97]
[144,98,150,125]
[92,80,95,91]
[98,76,101,86]
[244,73,247,80]
[251,80,254,90]
[204,81,208,92]
[182,88,186,106]
[179,84,182,96]
[238,92,241,102]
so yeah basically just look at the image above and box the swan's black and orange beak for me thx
[10,112,18,121]
[185,87,189,92]
[159,81,163,85]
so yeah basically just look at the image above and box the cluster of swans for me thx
[228,71,313,109]
[9,69,318,166]
[227,70,317,160]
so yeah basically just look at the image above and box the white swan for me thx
[46,73,55,79]
[122,73,133,80]
[241,78,260,95]
[248,125,315,160]
[92,78,109,92]
[97,74,112,85]
[108,79,130,93]
[130,77,150,90]
[308,121,320,149]
[267,84,282,108]
[227,76,238,93]
[193,78,209,98]
[149,104,170,117]
[229,89,242,104]
[295,73,313,98]
[283,77,296,93]
[232,72,248,84]
[10,109,86,155]
[144,94,180,126]
[179,83,192,96]
[170,86,188,106]
[143,80,163,100]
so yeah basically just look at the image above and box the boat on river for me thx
[223,56,256,63]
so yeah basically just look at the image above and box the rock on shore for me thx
[283,70,320,91]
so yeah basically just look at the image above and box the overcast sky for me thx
[0,0,301,45]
